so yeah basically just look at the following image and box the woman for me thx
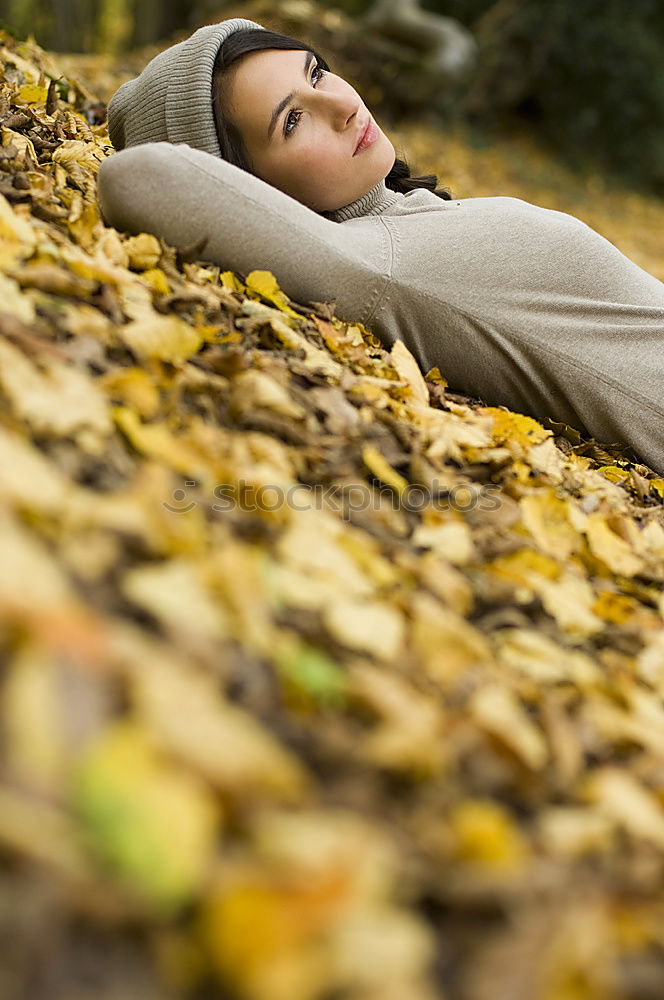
[98,17,664,476]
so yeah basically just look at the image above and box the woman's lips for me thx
[354,118,379,155]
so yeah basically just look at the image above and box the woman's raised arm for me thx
[96,141,390,324]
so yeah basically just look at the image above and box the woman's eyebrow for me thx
[267,51,315,142]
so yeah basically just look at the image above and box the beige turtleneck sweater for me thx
[97,141,664,476]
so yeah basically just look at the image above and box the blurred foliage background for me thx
[1,0,662,197]
[335,0,664,198]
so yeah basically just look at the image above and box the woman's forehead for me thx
[229,49,313,140]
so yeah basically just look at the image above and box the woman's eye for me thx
[284,63,326,137]
[284,110,300,135]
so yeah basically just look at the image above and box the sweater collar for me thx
[329,178,404,222]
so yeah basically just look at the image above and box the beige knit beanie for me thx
[106,17,267,157]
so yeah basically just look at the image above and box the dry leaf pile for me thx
[2,25,664,1000]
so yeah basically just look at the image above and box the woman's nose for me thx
[319,89,360,131]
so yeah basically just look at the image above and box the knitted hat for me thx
[107,17,267,157]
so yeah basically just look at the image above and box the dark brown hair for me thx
[212,28,453,216]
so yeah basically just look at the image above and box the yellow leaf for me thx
[219,270,246,293]
[348,379,391,408]
[0,190,37,266]
[481,406,552,448]
[274,509,375,598]
[205,877,325,1000]
[486,548,561,596]
[215,330,243,344]
[0,45,41,84]
[510,458,536,483]
[421,408,494,462]
[111,406,210,477]
[584,514,644,577]
[62,247,127,285]
[519,489,579,559]
[470,683,549,770]
[349,662,445,774]
[133,655,310,801]
[119,314,204,363]
[535,569,604,638]
[581,768,664,850]
[0,271,35,322]
[0,509,107,667]
[13,260,97,299]
[449,799,529,869]
[362,443,409,496]
[17,84,49,104]
[537,807,614,858]
[0,337,113,441]
[124,233,162,271]
[246,269,301,318]
[389,339,430,408]
[98,367,161,419]
[326,907,436,995]
[493,628,600,687]
[636,630,664,689]
[424,366,448,387]
[270,565,352,612]
[121,558,229,642]
[0,783,92,880]
[526,435,565,478]
[98,227,129,266]
[417,551,474,616]
[202,809,402,999]
[2,127,38,168]
[3,643,69,788]
[0,424,71,515]
[411,509,475,565]
[323,598,406,662]
[596,464,629,483]
[242,299,344,376]
[343,324,365,345]
[542,416,583,445]
[592,589,640,625]
[52,139,105,172]
[411,592,493,689]
[230,369,306,420]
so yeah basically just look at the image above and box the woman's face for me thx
[225,47,396,213]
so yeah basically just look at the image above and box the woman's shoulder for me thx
[455,193,590,226]
[384,188,577,221]
[412,192,597,239]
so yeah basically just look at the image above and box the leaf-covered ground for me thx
[2,15,664,1000]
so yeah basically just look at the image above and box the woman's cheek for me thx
[298,139,327,172]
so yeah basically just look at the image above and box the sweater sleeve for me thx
[96,141,390,326]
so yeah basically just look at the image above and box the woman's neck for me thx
[329,178,404,222]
